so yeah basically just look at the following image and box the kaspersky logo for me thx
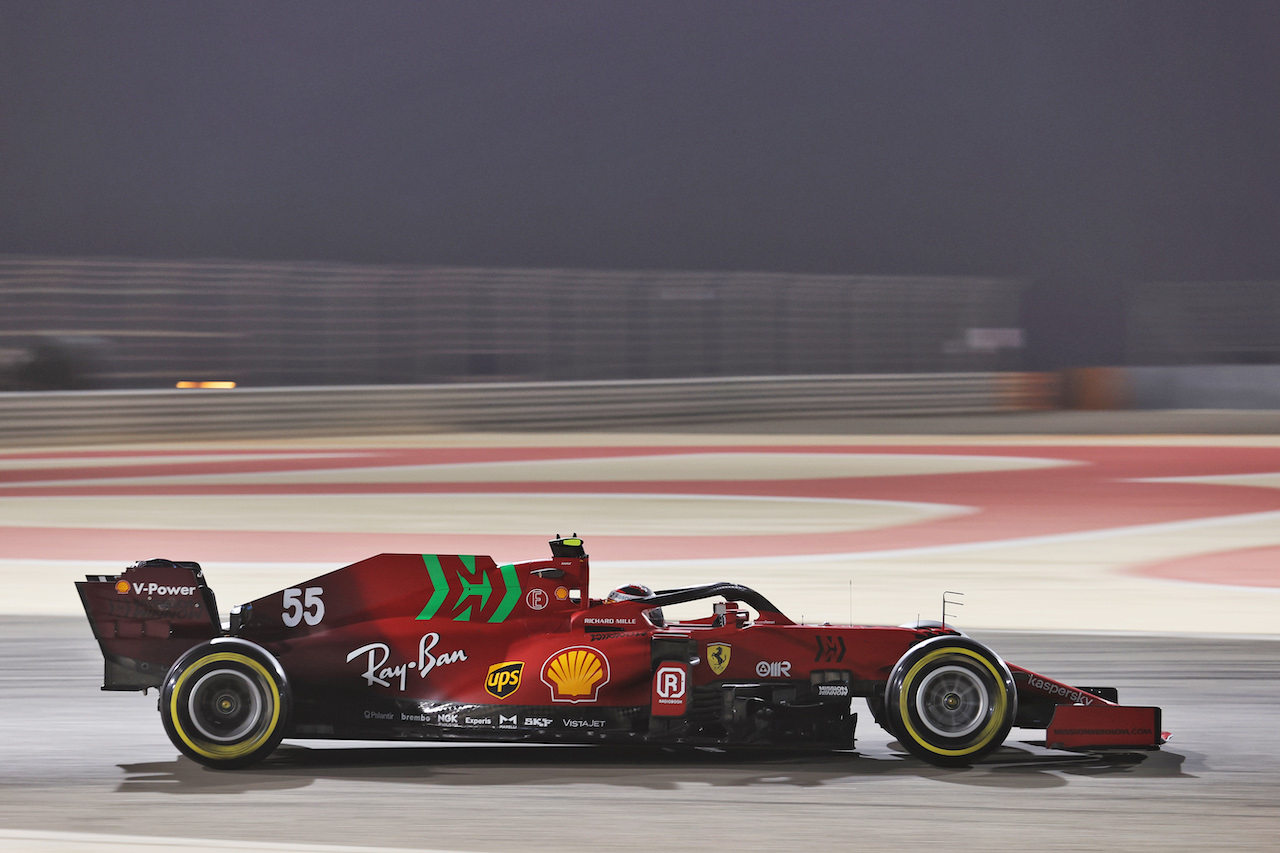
[416,554,521,623]
[541,647,610,703]
[485,662,524,699]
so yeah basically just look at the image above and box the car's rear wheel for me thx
[160,638,290,769]
[884,636,1015,767]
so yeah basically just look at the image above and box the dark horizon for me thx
[4,2,1279,287]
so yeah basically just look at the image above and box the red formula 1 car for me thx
[76,537,1165,769]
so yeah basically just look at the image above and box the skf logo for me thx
[707,643,731,675]
[541,647,610,703]
[485,661,524,699]
[114,580,130,595]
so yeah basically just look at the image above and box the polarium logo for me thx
[541,647,610,703]
[707,643,731,676]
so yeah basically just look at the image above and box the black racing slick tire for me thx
[884,636,1016,767]
[866,691,898,740]
[160,638,291,769]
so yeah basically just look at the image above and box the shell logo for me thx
[541,646,610,703]
[114,580,131,595]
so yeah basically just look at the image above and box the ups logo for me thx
[485,661,524,698]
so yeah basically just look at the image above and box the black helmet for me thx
[605,582,664,626]
[606,582,654,602]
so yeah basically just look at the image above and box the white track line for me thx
[1131,471,1280,484]
[601,508,1280,567]
[0,450,1078,488]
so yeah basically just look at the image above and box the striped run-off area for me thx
[2,431,1277,634]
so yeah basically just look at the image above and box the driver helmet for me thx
[605,582,664,627]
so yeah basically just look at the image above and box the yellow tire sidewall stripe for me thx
[897,646,1007,757]
[170,651,282,761]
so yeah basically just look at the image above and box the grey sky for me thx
[3,1,1279,283]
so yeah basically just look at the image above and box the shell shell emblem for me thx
[541,646,610,703]
[114,580,131,595]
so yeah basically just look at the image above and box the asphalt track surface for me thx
[2,413,1279,852]
[1,617,1277,853]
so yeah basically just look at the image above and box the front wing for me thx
[1010,663,1166,750]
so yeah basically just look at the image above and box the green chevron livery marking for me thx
[416,555,449,619]
[491,564,520,623]
[416,555,521,622]
[455,555,492,611]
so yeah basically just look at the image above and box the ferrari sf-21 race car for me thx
[76,537,1166,769]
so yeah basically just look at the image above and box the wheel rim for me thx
[187,667,266,743]
[914,664,990,738]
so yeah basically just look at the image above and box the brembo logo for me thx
[118,581,197,597]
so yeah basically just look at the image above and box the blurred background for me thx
[2,1,1277,401]
[3,8,1280,849]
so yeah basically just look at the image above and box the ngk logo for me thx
[651,662,688,716]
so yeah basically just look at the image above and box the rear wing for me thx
[75,559,221,691]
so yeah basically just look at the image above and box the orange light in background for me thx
[175,381,237,389]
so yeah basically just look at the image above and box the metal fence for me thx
[0,374,1057,446]
[0,256,1026,388]
[1127,281,1280,366]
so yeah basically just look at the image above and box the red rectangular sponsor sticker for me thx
[1047,704,1162,749]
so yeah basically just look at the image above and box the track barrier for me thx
[0,373,1056,445]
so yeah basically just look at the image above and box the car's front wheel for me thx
[160,638,291,769]
[884,636,1015,767]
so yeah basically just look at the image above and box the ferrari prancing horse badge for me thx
[707,643,731,675]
